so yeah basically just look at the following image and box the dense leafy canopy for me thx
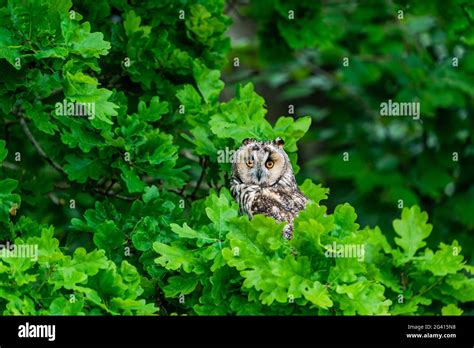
[228,0,474,263]
[0,0,472,315]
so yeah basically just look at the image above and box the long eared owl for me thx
[230,137,307,239]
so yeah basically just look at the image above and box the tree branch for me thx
[91,188,138,201]
[414,276,446,298]
[20,118,67,175]
[35,87,63,101]
[1,161,22,171]
[461,4,474,26]
[191,157,207,199]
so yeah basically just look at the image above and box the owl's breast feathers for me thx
[230,178,307,223]
[230,178,259,217]
[251,186,307,222]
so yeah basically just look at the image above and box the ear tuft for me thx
[242,138,256,145]
[274,137,285,148]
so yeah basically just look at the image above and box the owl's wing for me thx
[251,194,290,223]
[250,187,307,222]
[285,189,308,213]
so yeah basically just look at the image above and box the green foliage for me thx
[151,185,472,315]
[0,218,157,315]
[0,0,472,316]
[232,0,474,264]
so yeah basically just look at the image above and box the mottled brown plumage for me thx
[230,137,307,239]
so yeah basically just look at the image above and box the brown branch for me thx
[51,182,137,202]
[20,118,67,175]
[178,183,188,195]
[35,87,63,101]
[169,188,185,196]
[1,161,23,171]
[225,0,242,16]
[4,120,19,144]
[461,4,474,26]
[91,188,138,201]
[104,179,115,194]
[414,276,446,299]
[191,157,207,199]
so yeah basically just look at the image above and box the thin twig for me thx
[169,188,185,196]
[461,4,474,26]
[1,161,23,171]
[91,188,138,201]
[19,118,67,175]
[191,157,207,199]
[4,120,19,144]
[414,276,446,298]
[104,179,115,194]
[178,183,188,195]
[36,88,63,101]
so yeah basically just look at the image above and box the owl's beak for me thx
[256,168,263,182]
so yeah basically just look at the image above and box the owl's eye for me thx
[265,160,274,169]
[246,159,254,167]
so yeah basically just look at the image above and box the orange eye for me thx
[246,159,254,167]
[265,160,274,169]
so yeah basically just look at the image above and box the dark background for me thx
[221,0,474,263]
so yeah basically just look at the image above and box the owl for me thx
[230,137,308,239]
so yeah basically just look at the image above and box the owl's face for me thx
[232,138,289,187]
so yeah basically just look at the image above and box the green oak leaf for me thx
[393,206,432,259]
[300,179,329,203]
[417,241,465,276]
[441,304,463,316]
[64,154,103,183]
[162,274,200,297]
